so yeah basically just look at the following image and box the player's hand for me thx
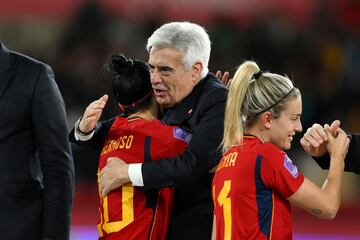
[300,120,340,157]
[325,125,349,161]
[99,157,130,197]
[216,70,231,88]
[79,94,108,132]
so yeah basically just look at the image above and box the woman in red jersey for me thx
[71,54,191,240]
[212,61,349,240]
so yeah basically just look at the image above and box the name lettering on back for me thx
[216,152,238,172]
[101,135,134,155]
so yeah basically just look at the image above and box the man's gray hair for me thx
[146,22,211,78]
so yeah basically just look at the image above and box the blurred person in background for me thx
[0,42,75,240]
[301,121,360,174]
[70,53,190,239]
[85,22,228,239]
[212,61,349,239]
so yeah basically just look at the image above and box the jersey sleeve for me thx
[260,147,304,198]
[148,121,191,160]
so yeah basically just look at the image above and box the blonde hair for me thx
[222,61,300,151]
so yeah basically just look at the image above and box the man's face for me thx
[148,47,200,108]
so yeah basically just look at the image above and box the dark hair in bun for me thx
[104,53,153,115]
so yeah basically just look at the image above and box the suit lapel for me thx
[162,76,208,126]
[0,42,13,100]
[162,102,193,126]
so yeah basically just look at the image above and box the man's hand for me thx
[300,120,340,157]
[79,94,108,133]
[99,157,130,197]
[216,70,231,88]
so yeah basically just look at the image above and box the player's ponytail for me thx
[222,61,260,151]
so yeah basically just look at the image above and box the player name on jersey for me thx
[101,135,134,155]
[216,152,238,172]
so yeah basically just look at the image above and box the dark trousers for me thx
[167,204,213,240]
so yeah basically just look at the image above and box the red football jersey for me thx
[212,135,304,240]
[97,117,190,240]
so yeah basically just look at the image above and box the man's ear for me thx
[192,62,203,82]
[261,112,272,129]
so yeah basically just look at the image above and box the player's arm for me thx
[288,177,341,219]
[69,95,114,150]
[288,126,349,219]
[69,117,114,150]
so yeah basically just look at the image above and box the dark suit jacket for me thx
[314,133,360,174]
[0,42,75,240]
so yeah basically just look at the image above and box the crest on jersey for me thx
[283,155,298,178]
[173,127,192,143]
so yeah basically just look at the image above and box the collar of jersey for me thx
[244,134,257,139]
[127,116,143,123]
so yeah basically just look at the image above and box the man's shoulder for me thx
[198,73,228,102]
[203,73,228,91]
[11,50,50,72]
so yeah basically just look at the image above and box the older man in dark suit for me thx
[72,22,228,239]
[0,42,75,240]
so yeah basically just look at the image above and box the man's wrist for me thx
[128,163,144,186]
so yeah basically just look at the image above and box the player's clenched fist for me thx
[325,125,349,161]
[300,120,340,157]
[79,94,109,133]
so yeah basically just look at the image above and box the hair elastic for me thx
[252,71,263,80]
